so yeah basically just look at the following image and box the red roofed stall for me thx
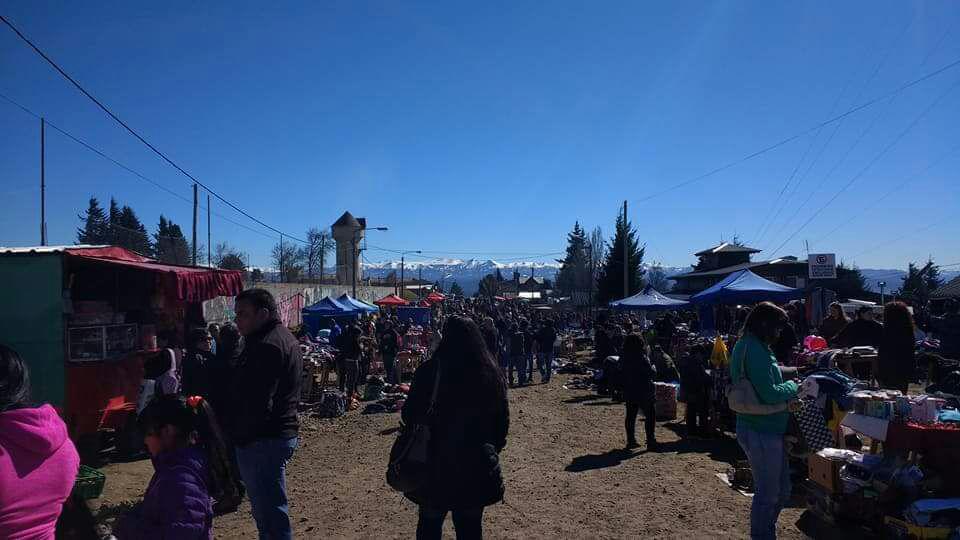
[0,245,244,458]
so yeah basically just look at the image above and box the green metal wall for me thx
[0,254,65,406]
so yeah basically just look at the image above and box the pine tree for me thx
[596,207,645,304]
[828,263,868,299]
[899,259,943,305]
[478,274,499,298]
[115,205,153,255]
[154,215,191,265]
[77,197,108,244]
[555,221,589,296]
[448,281,465,297]
[107,198,122,245]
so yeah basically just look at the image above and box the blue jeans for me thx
[236,437,299,540]
[736,424,790,540]
[538,350,554,382]
[417,505,483,540]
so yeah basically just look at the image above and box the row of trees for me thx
[270,227,334,282]
[77,197,248,271]
[554,205,647,304]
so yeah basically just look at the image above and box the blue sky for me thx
[1,1,958,270]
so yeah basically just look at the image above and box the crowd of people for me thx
[2,286,960,539]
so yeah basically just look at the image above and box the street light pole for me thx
[879,281,887,306]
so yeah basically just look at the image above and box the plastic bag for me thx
[710,336,728,368]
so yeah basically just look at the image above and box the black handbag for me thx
[386,360,442,493]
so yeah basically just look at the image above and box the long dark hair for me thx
[742,302,789,344]
[621,333,649,365]
[432,316,507,408]
[138,395,238,501]
[0,344,30,412]
[883,301,915,347]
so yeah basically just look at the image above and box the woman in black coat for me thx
[401,316,509,540]
[620,333,658,450]
[879,302,916,393]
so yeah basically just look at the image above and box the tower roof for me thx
[332,211,360,229]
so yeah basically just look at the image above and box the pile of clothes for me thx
[312,389,347,418]
[361,375,410,415]
[556,360,591,375]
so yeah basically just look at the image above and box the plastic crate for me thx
[73,465,106,500]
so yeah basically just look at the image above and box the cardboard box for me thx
[884,516,951,540]
[808,452,842,494]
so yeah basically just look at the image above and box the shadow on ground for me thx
[565,448,645,473]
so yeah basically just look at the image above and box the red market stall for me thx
[425,291,446,303]
[0,245,243,454]
[374,293,408,307]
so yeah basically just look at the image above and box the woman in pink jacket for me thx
[0,344,80,540]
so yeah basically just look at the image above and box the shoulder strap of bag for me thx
[426,357,442,416]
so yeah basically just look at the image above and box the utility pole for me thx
[400,255,405,299]
[192,183,198,266]
[351,232,358,297]
[879,281,887,306]
[206,194,211,267]
[418,264,423,300]
[622,200,628,299]
[40,117,47,246]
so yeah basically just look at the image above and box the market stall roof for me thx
[303,296,355,316]
[933,275,960,299]
[610,285,690,311]
[425,291,445,303]
[374,294,408,306]
[690,269,803,305]
[337,294,378,313]
[60,246,243,302]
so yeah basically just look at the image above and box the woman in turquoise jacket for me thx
[729,302,799,540]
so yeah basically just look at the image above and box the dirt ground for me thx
[92,359,819,539]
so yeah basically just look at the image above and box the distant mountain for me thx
[362,258,562,295]
[361,259,691,295]
[859,269,960,292]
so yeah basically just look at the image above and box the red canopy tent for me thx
[426,291,445,303]
[64,246,244,303]
[375,294,408,306]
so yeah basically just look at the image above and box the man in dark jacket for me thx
[837,307,884,349]
[508,324,526,386]
[379,321,401,384]
[231,288,302,540]
[537,320,557,383]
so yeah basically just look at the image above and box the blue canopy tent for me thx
[337,294,379,313]
[610,285,690,311]
[302,296,358,336]
[690,269,803,305]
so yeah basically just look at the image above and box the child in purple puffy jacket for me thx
[116,395,239,539]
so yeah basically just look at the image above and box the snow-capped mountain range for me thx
[360,259,688,295]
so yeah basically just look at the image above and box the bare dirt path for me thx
[94,369,809,539]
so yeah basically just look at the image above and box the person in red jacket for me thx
[0,344,80,540]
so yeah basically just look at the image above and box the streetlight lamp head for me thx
[373,227,389,231]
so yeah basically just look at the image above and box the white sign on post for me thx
[809,253,837,280]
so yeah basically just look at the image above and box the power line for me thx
[753,13,915,246]
[0,91,278,242]
[849,215,952,260]
[768,76,960,258]
[0,14,306,244]
[811,143,960,246]
[631,55,960,205]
